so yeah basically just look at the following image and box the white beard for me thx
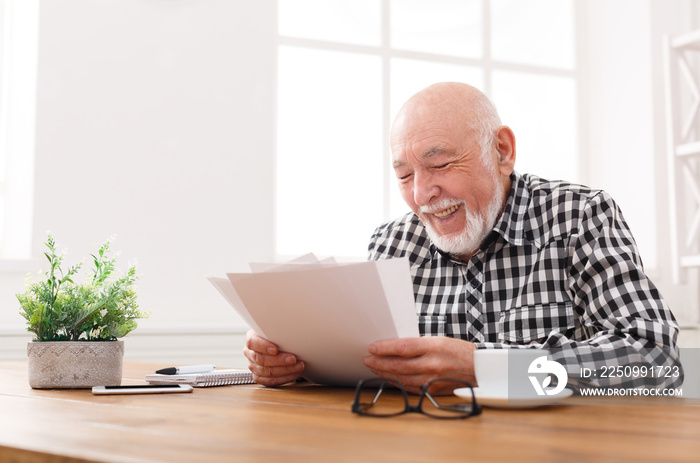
[421,180,504,259]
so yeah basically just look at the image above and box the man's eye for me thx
[398,173,413,181]
[434,163,449,170]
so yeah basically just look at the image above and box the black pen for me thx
[155,364,216,375]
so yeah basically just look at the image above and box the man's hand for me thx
[243,330,305,386]
[364,337,477,394]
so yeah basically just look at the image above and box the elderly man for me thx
[245,82,681,393]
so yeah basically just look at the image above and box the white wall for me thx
[2,0,276,366]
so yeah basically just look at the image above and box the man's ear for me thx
[495,125,516,177]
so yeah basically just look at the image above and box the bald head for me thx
[391,82,502,161]
[397,82,490,117]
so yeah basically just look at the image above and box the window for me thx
[276,0,578,258]
[0,0,39,260]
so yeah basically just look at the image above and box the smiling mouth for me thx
[433,204,460,218]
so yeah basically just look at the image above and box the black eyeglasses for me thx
[352,377,481,419]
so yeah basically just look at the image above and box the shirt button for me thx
[516,330,524,340]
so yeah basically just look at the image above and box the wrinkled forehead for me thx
[390,101,477,159]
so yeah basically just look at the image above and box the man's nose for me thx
[413,171,440,207]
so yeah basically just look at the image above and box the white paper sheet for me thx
[209,257,418,386]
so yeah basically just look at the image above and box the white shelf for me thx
[680,255,700,268]
[676,141,700,157]
[672,29,700,49]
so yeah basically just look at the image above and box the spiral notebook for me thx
[145,369,255,387]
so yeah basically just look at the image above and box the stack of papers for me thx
[209,255,419,386]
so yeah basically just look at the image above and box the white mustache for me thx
[419,199,464,215]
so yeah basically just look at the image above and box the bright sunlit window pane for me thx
[277,0,582,258]
[388,58,484,219]
[0,0,38,259]
[390,0,482,58]
[277,46,383,257]
[491,71,578,183]
[491,0,575,70]
[278,0,381,46]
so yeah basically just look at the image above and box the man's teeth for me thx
[433,205,459,218]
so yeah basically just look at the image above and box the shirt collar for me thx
[490,170,529,247]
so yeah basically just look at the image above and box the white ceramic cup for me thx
[473,349,544,395]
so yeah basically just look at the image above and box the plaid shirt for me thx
[368,172,682,390]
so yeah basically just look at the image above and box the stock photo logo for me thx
[527,356,569,396]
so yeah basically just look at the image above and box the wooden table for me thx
[1,361,699,462]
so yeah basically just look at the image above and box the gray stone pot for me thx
[27,341,124,389]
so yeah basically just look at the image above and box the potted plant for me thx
[17,235,148,388]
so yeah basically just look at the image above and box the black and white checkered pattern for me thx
[368,172,682,390]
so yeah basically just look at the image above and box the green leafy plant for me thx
[18,235,148,342]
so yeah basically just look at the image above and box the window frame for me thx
[275,0,581,261]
